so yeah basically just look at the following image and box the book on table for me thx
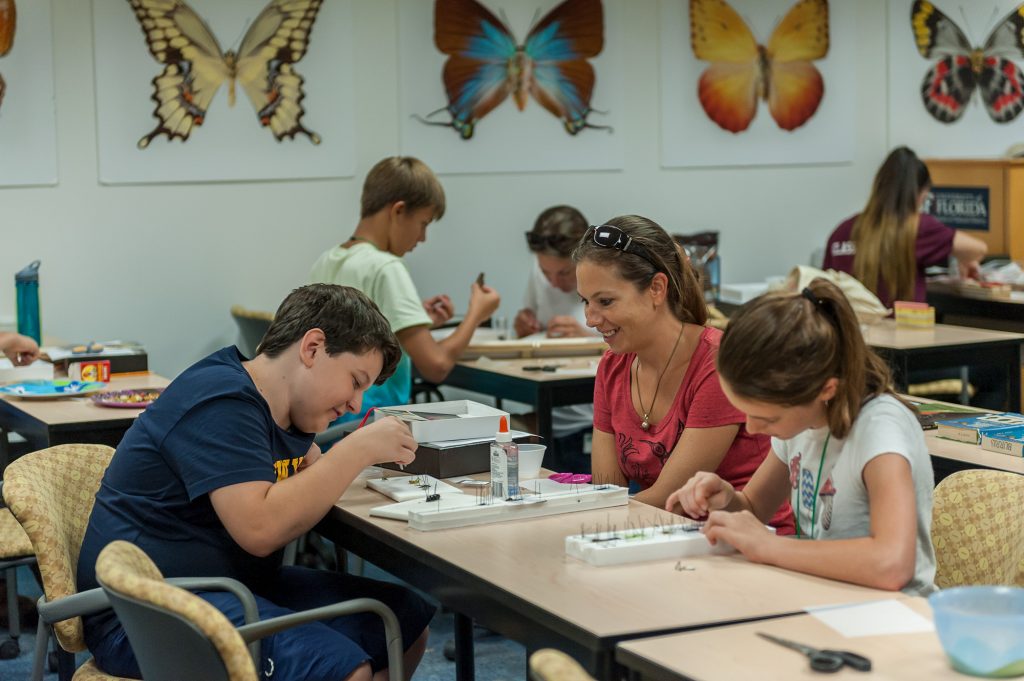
[935,413,1024,444]
[980,428,1024,457]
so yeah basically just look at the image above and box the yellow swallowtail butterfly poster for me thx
[92,0,355,184]
[0,0,57,187]
[658,0,857,167]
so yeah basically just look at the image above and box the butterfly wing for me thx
[431,0,518,139]
[523,0,605,135]
[234,0,324,144]
[0,0,13,110]
[911,0,975,123]
[765,0,828,131]
[128,0,231,148]
[690,0,761,133]
[978,5,1024,123]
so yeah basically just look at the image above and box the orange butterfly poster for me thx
[397,0,625,174]
[92,0,355,184]
[0,0,57,186]
[660,0,856,167]
[889,0,1024,157]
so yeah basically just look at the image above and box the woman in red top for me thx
[573,216,794,533]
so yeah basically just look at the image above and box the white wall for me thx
[1,0,891,377]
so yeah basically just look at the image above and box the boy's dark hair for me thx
[527,205,588,257]
[360,156,446,221]
[257,284,401,385]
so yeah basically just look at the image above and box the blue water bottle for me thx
[15,260,41,344]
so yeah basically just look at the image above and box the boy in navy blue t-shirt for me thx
[78,284,432,681]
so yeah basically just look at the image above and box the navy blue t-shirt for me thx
[78,347,314,637]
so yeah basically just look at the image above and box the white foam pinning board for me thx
[565,523,775,566]
[365,475,463,502]
[370,484,629,531]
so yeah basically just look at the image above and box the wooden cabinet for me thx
[924,158,1024,259]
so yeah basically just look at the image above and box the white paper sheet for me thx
[806,599,934,637]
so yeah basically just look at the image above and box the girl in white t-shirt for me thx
[515,206,597,472]
[666,278,936,595]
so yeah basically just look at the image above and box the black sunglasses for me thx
[588,224,658,268]
[525,232,578,252]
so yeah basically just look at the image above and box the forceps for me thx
[757,632,872,673]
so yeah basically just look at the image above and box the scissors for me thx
[756,632,872,673]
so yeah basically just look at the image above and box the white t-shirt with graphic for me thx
[522,260,593,438]
[772,394,936,596]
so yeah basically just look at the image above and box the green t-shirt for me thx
[309,242,431,420]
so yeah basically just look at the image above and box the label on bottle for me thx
[490,442,506,500]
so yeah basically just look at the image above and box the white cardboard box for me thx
[718,282,770,305]
[373,400,510,443]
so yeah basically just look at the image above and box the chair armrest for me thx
[36,588,110,623]
[166,577,259,626]
[236,597,405,681]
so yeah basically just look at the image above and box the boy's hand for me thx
[343,416,417,467]
[1,333,39,366]
[423,294,455,327]
[514,308,541,338]
[297,442,322,471]
[546,316,588,338]
[467,281,500,324]
[665,471,734,518]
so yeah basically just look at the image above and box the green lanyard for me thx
[796,433,831,539]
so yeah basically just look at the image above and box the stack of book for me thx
[934,412,1024,455]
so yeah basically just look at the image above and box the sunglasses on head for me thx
[588,224,658,268]
[525,232,578,252]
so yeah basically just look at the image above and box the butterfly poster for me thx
[659,0,856,168]
[397,0,624,174]
[92,0,355,184]
[889,0,1024,157]
[0,0,57,187]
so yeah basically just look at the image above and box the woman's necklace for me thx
[633,326,685,431]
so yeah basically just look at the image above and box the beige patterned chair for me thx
[95,540,406,681]
[932,468,1024,588]
[0,506,35,658]
[529,649,596,681]
[1,443,130,681]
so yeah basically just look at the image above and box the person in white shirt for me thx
[667,278,936,596]
[514,206,596,473]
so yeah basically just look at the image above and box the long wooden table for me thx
[616,598,956,681]
[318,473,896,681]
[0,373,170,464]
[864,320,1024,411]
[444,357,598,443]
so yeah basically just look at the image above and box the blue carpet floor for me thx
[0,563,525,681]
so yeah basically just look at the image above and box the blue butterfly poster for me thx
[398,0,625,174]
[888,0,1024,157]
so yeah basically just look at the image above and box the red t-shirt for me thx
[593,326,795,533]
[822,213,955,308]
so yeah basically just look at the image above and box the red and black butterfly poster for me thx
[92,0,355,184]
[659,0,857,167]
[398,0,624,174]
[889,0,1024,157]
[0,0,57,187]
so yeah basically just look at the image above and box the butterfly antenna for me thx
[498,8,522,42]
[957,7,977,45]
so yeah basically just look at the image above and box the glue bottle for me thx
[490,415,519,500]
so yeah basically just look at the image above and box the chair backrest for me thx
[932,469,1024,588]
[230,306,274,358]
[529,649,596,681]
[96,541,256,681]
[2,444,115,652]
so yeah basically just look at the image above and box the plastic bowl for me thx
[930,586,1024,677]
[517,444,546,480]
